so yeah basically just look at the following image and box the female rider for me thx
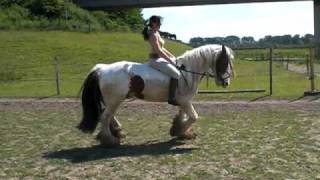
[142,15,181,106]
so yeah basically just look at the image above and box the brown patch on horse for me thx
[129,75,145,99]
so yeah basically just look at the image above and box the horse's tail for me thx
[77,69,104,133]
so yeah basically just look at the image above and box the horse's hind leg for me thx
[97,103,121,147]
[110,116,126,139]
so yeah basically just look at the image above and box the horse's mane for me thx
[177,44,234,68]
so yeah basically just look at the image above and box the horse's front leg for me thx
[176,102,198,139]
[170,108,187,137]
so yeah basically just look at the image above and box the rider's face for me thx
[151,21,161,30]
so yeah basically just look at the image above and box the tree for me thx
[190,37,205,47]
[25,0,64,19]
[302,34,314,44]
[225,35,240,46]
[241,36,255,45]
[292,34,303,45]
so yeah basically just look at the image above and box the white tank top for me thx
[150,31,165,54]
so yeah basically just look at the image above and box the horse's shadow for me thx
[43,138,197,163]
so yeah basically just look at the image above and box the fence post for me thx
[306,54,310,75]
[309,48,315,92]
[304,48,320,96]
[269,48,273,95]
[206,74,209,88]
[54,57,61,95]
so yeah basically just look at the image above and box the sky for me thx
[142,1,313,43]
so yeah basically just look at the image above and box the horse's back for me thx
[94,61,169,101]
[126,62,170,83]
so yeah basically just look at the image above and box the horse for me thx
[169,34,177,40]
[77,44,235,147]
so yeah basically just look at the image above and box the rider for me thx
[142,15,181,106]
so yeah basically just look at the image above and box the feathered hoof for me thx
[110,123,126,139]
[96,132,120,148]
[177,127,197,140]
[111,128,126,139]
[116,130,126,139]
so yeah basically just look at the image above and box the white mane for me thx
[177,44,234,76]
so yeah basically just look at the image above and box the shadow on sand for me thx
[43,138,197,163]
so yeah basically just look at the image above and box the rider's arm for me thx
[162,48,175,59]
[149,33,175,64]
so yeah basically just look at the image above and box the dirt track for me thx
[1,98,320,114]
[1,98,320,179]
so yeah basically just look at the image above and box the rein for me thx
[175,64,215,89]
[175,52,216,88]
[176,64,215,78]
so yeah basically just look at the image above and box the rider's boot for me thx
[168,78,179,106]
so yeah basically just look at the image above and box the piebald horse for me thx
[78,44,234,147]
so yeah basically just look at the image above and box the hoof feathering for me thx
[96,133,120,147]
[178,127,197,140]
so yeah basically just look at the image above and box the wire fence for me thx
[234,46,320,96]
[0,46,319,97]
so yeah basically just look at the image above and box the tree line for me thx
[0,0,144,32]
[190,34,314,48]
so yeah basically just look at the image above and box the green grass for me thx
[0,30,319,99]
[1,102,319,178]
[0,30,190,97]
[198,59,318,100]
[235,48,310,60]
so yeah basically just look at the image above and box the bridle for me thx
[176,64,215,79]
[176,50,233,87]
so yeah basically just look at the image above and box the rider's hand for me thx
[170,57,177,64]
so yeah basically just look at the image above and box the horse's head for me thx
[177,44,234,89]
[213,45,234,88]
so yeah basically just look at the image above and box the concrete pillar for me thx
[315,0,320,57]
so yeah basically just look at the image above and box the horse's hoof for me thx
[96,133,120,147]
[116,130,126,139]
[178,127,197,140]
[177,133,197,140]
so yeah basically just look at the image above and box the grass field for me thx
[1,100,320,179]
[0,30,190,97]
[0,30,319,99]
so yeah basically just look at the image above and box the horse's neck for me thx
[179,53,207,72]
[178,51,211,89]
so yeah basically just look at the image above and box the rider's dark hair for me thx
[142,15,163,41]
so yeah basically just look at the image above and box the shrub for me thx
[0,1,144,32]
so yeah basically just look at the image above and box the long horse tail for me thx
[77,69,104,133]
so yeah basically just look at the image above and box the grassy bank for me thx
[0,30,190,97]
[0,30,319,100]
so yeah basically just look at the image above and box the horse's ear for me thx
[222,44,226,55]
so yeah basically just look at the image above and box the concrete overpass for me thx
[73,0,320,56]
